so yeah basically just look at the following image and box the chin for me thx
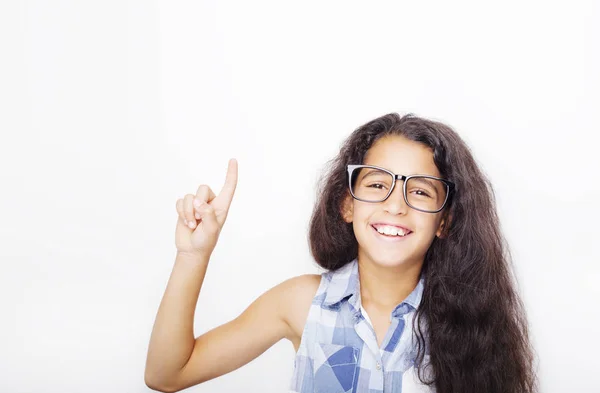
[362,251,415,269]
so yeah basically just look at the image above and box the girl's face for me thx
[342,135,447,270]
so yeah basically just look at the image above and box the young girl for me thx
[145,113,537,393]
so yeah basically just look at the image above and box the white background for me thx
[1,1,599,392]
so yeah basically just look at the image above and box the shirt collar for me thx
[400,277,425,310]
[322,258,425,313]
[322,258,360,308]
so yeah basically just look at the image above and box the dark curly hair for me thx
[308,113,537,393]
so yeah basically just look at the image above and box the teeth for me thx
[375,225,408,236]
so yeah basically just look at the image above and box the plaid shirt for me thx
[290,258,434,393]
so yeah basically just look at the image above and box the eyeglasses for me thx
[347,164,455,213]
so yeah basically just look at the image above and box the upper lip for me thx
[371,222,413,233]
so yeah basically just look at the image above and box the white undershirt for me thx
[361,305,385,356]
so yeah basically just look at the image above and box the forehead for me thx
[363,135,440,177]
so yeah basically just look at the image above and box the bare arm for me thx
[145,250,318,392]
[171,274,318,390]
[144,251,211,391]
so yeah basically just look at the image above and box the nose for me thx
[382,181,408,215]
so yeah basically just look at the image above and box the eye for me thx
[411,189,431,198]
[367,182,387,190]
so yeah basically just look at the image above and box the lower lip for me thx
[371,225,412,242]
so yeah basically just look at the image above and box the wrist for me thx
[176,250,211,264]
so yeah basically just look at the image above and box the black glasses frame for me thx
[346,164,456,213]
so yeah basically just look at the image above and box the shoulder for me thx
[280,273,322,294]
[278,274,322,314]
[270,274,322,343]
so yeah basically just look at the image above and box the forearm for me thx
[145,252,210,386]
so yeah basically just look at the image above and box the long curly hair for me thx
[308,113,537,393]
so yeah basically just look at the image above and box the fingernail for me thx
[184,219,188,226]
[195,212,200,219]
[188,221,196,229]
[193,199,201,207]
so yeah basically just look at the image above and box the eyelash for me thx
[413,189,431,197]
[367,183,431,198]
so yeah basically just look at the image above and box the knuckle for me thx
[203,204,215,215]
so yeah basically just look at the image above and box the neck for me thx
[358,256,423,310]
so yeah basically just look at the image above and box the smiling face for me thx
[341,135,447,270]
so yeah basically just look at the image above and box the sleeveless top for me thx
[289,258,434,393]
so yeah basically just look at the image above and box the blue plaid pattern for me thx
[290,258,434,393]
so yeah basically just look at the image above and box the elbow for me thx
[144,372,180,393]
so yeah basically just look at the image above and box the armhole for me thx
[293,273,327,357]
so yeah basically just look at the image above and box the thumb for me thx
[195,201,219,234]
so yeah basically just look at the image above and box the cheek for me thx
[350,207,374,237]
[351,203,373,219]
[417,216,443,239]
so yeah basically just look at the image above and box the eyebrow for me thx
[363,165,439,179]
[361,168,387,179]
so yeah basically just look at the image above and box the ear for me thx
[435,219,445,238]
[341,193,354,223]
[436,212,452,238]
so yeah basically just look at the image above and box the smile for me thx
[371,224,413,242]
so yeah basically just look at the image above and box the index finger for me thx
[218,158,238,207]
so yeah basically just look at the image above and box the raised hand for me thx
[175,158,238,258]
